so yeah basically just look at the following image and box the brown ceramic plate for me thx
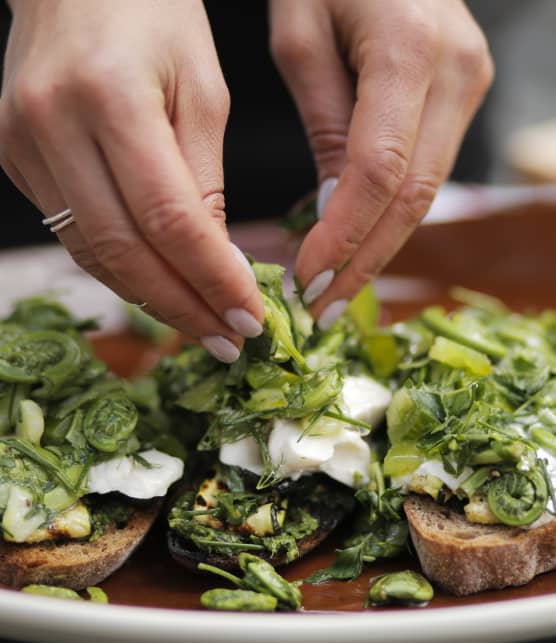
[1,206,556,643]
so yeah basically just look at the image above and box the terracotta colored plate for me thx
[1,205,556,643]
[89,203,556,613]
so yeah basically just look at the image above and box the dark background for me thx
[0,1,490,249]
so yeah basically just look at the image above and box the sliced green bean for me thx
[531,426,556,456]
[422,307,506,359]
[460,467,493,497]
[15,399,44,445]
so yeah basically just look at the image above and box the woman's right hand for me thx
[0,0,264,363]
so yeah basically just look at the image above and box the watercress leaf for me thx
[305,543,365,584]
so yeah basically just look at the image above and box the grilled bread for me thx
[404,494,556,596]
[0,503,159,590]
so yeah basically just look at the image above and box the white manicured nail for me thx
[317,177,338,219]
[231,243,256,281]
[224,308,263,338]
[201,336,241,363]
[303,269,335,304]
[318,299,348,330]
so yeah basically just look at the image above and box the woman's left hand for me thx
[270,0,494,328]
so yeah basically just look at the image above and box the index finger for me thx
[94,93,265,332]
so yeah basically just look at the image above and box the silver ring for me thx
[43,208,75,233]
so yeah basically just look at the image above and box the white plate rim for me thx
[0,586,555,643]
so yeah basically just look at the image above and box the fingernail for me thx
[318,299,348,330]
[303,269,335,304]
[201,336,241,363]
[224,308,263,338]
[317,177,338,219]
[231,243,256,281]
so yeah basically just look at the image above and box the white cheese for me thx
[318,429,372,487]
[270,417,372,486]
[218,374,390,488]
[220,435,263,475]
[218,413,371,488]
[341,375,392,427]
[537,447,556,490]
[87,449,184,499]
[415,460,473,491]
[391,460,473,493]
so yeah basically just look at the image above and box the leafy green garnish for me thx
[306,464,408,583]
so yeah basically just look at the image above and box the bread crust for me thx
[168,517,335,572]
[404,494,556,596]
[0,503,159,590]
[168,490,351,572]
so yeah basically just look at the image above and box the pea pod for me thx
[22,584,108,603]
[22,585,81,600]
[487,469,547,526]
[83,395,138,452]
[367,570,433,607]
[200,588,277,612]
[199,554,302,611]
[239,553,302,610]
[0,330,82,397]
[85,587,109,603]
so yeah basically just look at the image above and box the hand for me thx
[270,0,494,328]
[0,0,264,363]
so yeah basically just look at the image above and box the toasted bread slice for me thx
[404,494,556,596]
[0,503,159,590]
[168,493,351,572]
